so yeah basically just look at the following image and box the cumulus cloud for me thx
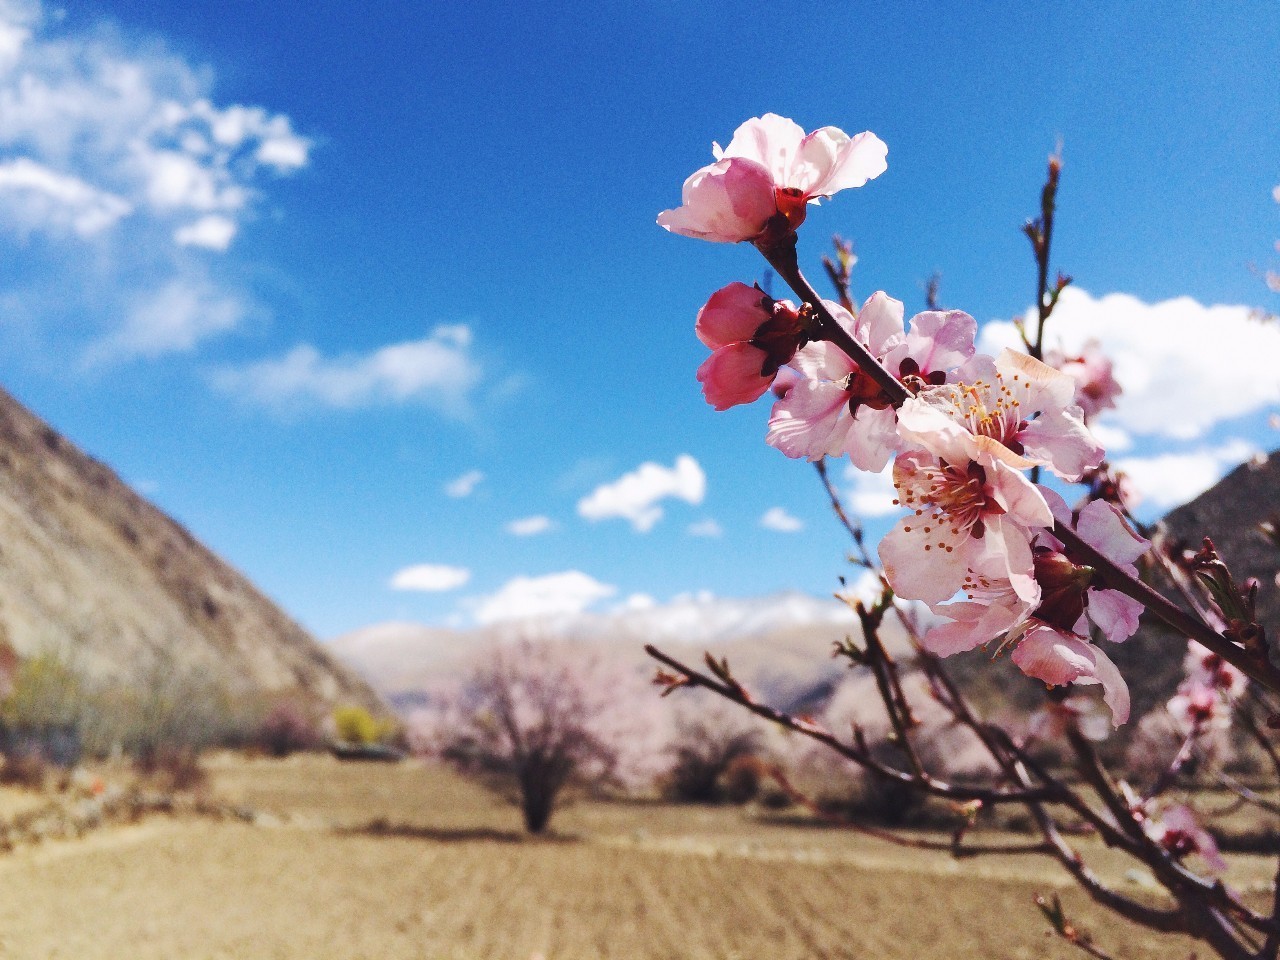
[843,464,899,517]
[687,518,723,538]
[1115,439,1260,510]
[506,515,555,537]
[173,214,236,251]
[390,564,471,593]
[472,571,616,624]
[0,5,310,247]
[981,288,1280,440]
[577,455,705,532]
[210,326,483,412]
[444,469,484,498]
[760,506,803,532]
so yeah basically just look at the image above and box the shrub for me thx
[257,701,319,757]
[332,705,394,746]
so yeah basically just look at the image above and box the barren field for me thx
[0,754,1265,959]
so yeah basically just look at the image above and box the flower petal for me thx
[879,514,969,606]
[714,114,807,183]
[695,282,771,349]
[765,379,850,459]
[900,309,977,376]
[657,157,776,243]
[697,343,772,410]
[805,129,888,196]
[855,291,905,355]
[842,404,900,472]
[1012,625,1130,725]
[1088,588,1144,643]
[1076,500,1149,570]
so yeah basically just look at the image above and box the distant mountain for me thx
[335,450,1280,733]
[329,590,912,713]
[0,385,380,710]
[1108,449,1280,722]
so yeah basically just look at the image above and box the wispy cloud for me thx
[470,571,616,624]
[577,455,705,532]
[506,515,555,537]
[687,518,723,538]
[210,326,483,412]
[981,288,1280,440]
[390,563,471,592]
[444,469,484,498]
[843,464,899,518]
[0,0,310,361]
[760,506,803,533]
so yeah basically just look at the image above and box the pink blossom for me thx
[766,292,976,471]
[1167,682,1226,734]
[878,445,1050,608]
[1168,641,1247,735]
[913,490,1148,726]
[657,114,888,245]
[1010,623,1130,726]
[1040,489,1149,644]
[897,349,1104,482]
[1027,695,1113,743]
[694,282,807,410]
[1045,339,1122,421]
[1183,643,1248,702]
[1146,803,1228,876]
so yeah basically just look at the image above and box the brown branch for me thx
[756,235,910,407]
[767,766,1052,858]
[1056,522,1280,696]
[645,644,1058,806]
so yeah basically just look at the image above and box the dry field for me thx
[0,754,1267,959]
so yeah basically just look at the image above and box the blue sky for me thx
[0,0,1276,638]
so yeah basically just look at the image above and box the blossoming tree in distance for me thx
[652,113,1280,960]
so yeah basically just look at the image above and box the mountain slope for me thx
[0,385,380,709]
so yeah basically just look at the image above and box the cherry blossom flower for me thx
[897,348,1104,482]
[1045,339,1122,421]
[765,292,977,471]
[878,445,1050,608]
[1168,642,1247,734]
[1145,803,1228,876]
[657,114,888,245]
[694,282,808,410]
[910,491,1147,726]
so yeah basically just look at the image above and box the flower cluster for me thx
[1167,642,1247,735]
[661,115,1150,725]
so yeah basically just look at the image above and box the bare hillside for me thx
[0,385,379,709]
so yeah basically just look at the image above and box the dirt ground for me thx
[0,754,1258,959]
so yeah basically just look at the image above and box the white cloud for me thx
[981,288,1280,440]
[687,518,723,538]
[506,515,555,537]
[0,0,311,362]
[760,506,804,532]
[472,571,616,625]
[0,157,132,237]
[0,9,310,246]
[1115,439,1260,510]
[843,464,899,517]
[444,469,484,498]
[173,214,236,251]
[210,326,483,411]
[89,274,250,360]
[577,454,705,532]
[390,564,471,593]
